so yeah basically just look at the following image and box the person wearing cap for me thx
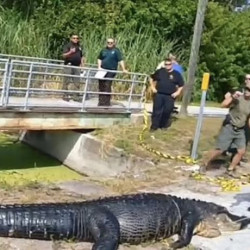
[202,76,250,175]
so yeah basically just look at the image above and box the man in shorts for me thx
[226,74,250,163]
[202,83,250,174]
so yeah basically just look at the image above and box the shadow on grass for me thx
[0,133,61,171]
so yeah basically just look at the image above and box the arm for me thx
[150,77,157,93]
[119,60,128,73]
[221,92,233,108]
[62,45,75,59]
[97,59,102,69]
[116,49,128,73]
[172,86,183,98]
[156,61,164,70]
[171,73,184,98]
[81,56,85,67]
[97,50,103,69]
[221,91,241,108]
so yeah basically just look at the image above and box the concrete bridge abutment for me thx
[21,126,153,177]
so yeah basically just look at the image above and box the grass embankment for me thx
[93,116,224,161]
[92,115,250,194]
[0,132,83,188]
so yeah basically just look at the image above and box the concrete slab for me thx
[144,103,228,118]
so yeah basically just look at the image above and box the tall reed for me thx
[77,26,180,75]
[0,7,50,57]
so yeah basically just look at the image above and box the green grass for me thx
[0,132,83,187]
[93,116,224,162]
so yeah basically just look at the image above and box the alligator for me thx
[0,193,249,249]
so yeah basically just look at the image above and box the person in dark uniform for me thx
[62,34,85,101]
[150,58,184,131]
[97,38,127,106]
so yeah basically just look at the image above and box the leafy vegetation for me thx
[0,0,250,101]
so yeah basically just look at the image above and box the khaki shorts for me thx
[216,124,246,151]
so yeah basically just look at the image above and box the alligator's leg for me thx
[194,219,221,238]
[88,207,120,250]
[170,214,198,249]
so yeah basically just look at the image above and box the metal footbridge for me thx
[0,54,148,130]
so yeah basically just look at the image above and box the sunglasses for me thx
[244,87,250,92]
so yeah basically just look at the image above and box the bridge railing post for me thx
[4,60,14,107]
[24,62,34,110]
[0,60,9,106]
[42,59,49,90]
[139,75,149,109]
[127,74,137,112]
[80,69,91,112]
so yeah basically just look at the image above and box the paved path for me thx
[144,103,228,117]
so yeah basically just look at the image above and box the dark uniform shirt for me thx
[63,42,84,66]
[98,47,123,70]
[151,68,184,95]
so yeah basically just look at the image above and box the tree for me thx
[180,0,208,115]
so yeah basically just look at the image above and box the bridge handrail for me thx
[0,57,148,113]
[0,53,97,68]
[9,59,148,77]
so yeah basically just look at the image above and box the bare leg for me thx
[228,148,245,171]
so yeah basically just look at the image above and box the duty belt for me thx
[230,123,244,131]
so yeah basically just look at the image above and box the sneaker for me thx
[226,170,241,179]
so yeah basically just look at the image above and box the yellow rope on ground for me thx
[191,172,250,192]
[138,98,197,164]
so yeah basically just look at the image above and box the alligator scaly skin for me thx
[0,193,249,250]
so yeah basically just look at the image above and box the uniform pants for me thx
[151,93,175,130]
[63,65,81,99]
[98,72,116,106]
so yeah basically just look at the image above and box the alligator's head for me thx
[194,202,250,238]
[214,211,250,231]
